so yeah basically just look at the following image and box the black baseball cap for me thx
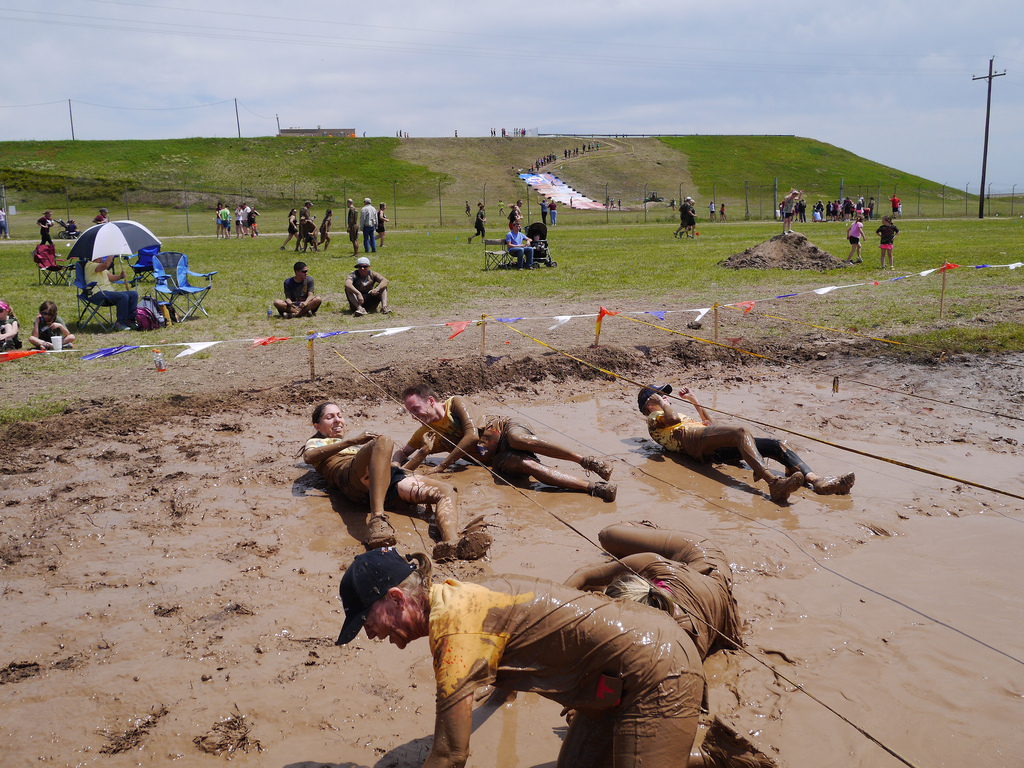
[336,548,415,645]
[637,383,673,413]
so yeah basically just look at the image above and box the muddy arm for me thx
[421,694,472,768]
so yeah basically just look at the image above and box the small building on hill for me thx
[278,127,355,138]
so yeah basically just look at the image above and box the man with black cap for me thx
[638,384,853,501]
[335,547,705,768]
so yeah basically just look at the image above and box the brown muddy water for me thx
[1,366,1022,767]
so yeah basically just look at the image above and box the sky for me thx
[2,0,1023,190]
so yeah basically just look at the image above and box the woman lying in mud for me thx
[301,402,490,561]
[565,523,741,660]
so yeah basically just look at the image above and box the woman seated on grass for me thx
[0,300,21,351]
[29,300,75,350]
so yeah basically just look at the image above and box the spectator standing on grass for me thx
[889,194,900,217]
[28,300,75,350]
[548,199,557,225]
[38,211,55,246]
[376,203,388,248]
[540,198,548,225]
[845,214,865,263]
[508,199,523,227]
[345,257,391,316]
[468,202,485,244]
[719,202,726,221]
[867,196,875,220]
[465,200,471,217]
[274,261,321,318]
[876,215,899,269]
[346,199,360,257]
[247,204,260,236]
[235,204,246,237]
[218,203,231,238]
[0,206,9,239]
[798,197,807,224]
[359,198,378,254]
[708,200,716,222]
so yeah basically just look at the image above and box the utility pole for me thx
[235,98,242,139]
[972,57,1005,219]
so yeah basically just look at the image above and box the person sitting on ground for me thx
[392,384,489,474]
[638,383,808,503]
[566,522,741,661]
[0,300,22,351]
[505,219,534,270]
[92,208,109,226]
[28,300,75,350]
[302,402,489,561]
[273,261,322,318]
[334,547,705,768]
[476,414,617,502]
[344,257,391,316]
[86,254,139,332]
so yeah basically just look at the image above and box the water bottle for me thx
[267,306,273,320]
[153,349,166,372]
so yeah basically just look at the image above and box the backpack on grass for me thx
[136,295,166,331]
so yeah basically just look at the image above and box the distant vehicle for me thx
[644,192,664,203]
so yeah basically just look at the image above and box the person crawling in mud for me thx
[335,547,705,768]
[392,385,487,474]
[301,402,490,561]
[475,416,618,501]
[566,523,741,661]
[393,384,616,501]
[639,384,854,503]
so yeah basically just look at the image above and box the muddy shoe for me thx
[588,481,617,503]
[767,471,804,503]
[354,306,368,317]
[363,515,397,550]
[581,456,613,481]
[812,472,855,495]
[432,530,492,562]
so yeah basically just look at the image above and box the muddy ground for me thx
[1,303,1023,768]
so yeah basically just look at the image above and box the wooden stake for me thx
[939,270,947,318]
[480,316,486,357]
[713,304,719,342]
[308,337,315,381]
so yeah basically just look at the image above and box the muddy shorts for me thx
[348,225,358,243]
[489,421,540,475]
[669,424,709,461]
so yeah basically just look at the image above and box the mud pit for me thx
[2,345,1023,768]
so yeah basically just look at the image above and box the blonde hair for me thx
[398,552,433,603]
[606,574,673,615]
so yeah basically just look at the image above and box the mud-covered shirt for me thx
[428,575,703,717]
[406,397,478,452]
[303,437,364,500]
[647,410,704,456]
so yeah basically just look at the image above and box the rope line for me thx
[618,313,1024,424]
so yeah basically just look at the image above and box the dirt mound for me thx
[719,232,846,270]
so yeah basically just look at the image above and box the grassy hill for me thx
[0,135,993,232]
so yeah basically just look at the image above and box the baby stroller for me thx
[525,222,556,268]
[56,219,80,239]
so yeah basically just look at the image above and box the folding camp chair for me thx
[34,243,74,286]
[129,244,159,286]
[152,251,217,321]
[73,260,119,332]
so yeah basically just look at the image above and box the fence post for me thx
[393,181,397,228]
[643,183,648,223]
[744,182,749,220]
[184,179,190,234]
[965,183,970,216]
[438,178,442,227]
[124,182,130,220]
[941,185,945,217]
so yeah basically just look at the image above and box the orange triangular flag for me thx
[446,321,470,340]
[250,336,291,347]
[938,262,960,272]
[733,301,756,314]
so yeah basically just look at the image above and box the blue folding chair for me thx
[153,251,217,321]
[73,260,119,332]
[129,244,160,286]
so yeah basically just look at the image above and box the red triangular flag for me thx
[0,349,46,363]
[446,321,470,340]
[938,262,960,272]
[250,336,291,347]
[732,301,756,314]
